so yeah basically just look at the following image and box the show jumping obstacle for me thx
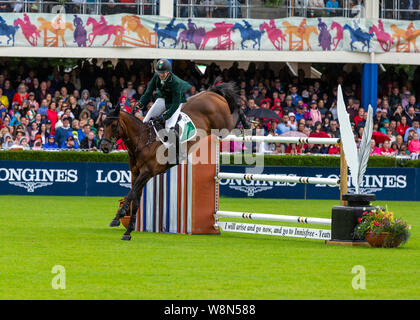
[132,134,361,244]
[212,134,347,241]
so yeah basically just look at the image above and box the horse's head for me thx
[100,105,121,154]
[86,17,95,26]
[259,23,266,31]
[233,23,242,30]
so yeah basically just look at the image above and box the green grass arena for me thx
[0,195,418,300]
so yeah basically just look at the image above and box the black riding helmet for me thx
[155,59,171,74]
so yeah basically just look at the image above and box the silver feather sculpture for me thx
[336,85,374,194]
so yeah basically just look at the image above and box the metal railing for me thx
[174,0,365,19]
[0,1,159,15]
[380,0,420,20]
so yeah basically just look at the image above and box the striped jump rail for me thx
[215,211,332,241]
[221,135,340,145]
[216,172,340,186]
[215,211,332,225]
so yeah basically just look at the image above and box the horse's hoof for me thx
[109,219,120,227]
[121,234,131,241]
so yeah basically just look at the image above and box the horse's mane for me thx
[208,78,241,114]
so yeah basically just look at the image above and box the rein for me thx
[103,116,130,148]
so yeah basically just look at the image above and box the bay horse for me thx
[100,82,248,240]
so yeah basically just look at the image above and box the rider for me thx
[137,59,192,129]
[186,19,197,43]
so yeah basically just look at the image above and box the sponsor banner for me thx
[0,13,419,53]
[0,161,418,201]
[219,166,418,201]
[0,161,131,196]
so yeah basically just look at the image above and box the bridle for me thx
[102,115,127,149]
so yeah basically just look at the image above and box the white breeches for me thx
[143,98,166,123]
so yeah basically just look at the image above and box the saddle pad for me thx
[154,112,197,149]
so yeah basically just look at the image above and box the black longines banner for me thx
[0,161,417,201]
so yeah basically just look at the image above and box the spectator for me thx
[404,119,420,142]
[12,84,28,106]
[80,131,98,151]
[43,135,58,150]
[308,0,326,17]
[61,135,79,150]
[408,132,420,156]
[380,140,396,156]
[326,0,340,16]
[370,139,381,155]
[55,117,72,147]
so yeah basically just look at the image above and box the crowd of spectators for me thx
[0,58,419,158]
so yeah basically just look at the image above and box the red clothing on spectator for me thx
[408,139,420,154]
[380,147,396,156]
[123,105,133,113]
[286,145,301,154]
[12,92,28,105]
[328,145,340,154]
[47,109,58,134]
[396,124,410,136]
[354,115,363,127]
[116,138,127,150]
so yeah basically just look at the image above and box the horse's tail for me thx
[208,78,250,129]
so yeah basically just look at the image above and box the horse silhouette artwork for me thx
[86,16,125,47]
[154,18,186,48]
[369,20,393,52]
[200,22,234,50]
[317,18,332,51]
[14,15,40,47]
[330,21,343,50]
[73,15,87,47]
[390,23,420,52]
[282,20,318,51]
[100,82,249,241]
[0,17,18,46]
[37,16,74,47]
[343,23,373,51]
[121,15,156,47]
[233,20,264,50]
[177,21,206,49]
[259,20,286,51]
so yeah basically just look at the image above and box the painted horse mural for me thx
[86,16,125,47]
[390,22,420,52]
[282,20,318,50]
[233,20,264,50]
[317,18,331,50]
[154,18,186,48]
[73,15,87,47]
[369,20,393,52]
[177,26,206,49]
[14,14,40,46]
[200,22,234,50]
[121,15,156,47]
[259,20,286,51]
[38,16,74,47]
[343,23,374,51]
[331,21,343,50]
[0,17,18,46]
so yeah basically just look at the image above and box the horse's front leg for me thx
[121,171,152,241]
[109,193,132,227]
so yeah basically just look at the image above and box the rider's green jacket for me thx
[139,72,192,120]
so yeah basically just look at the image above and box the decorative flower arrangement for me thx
[354,207,411,248]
